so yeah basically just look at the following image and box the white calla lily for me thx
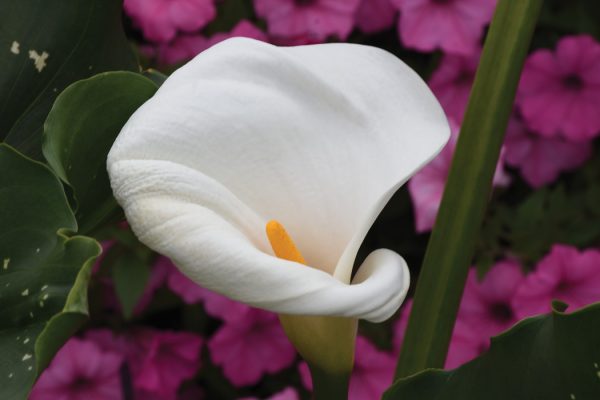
[107,38,449,324]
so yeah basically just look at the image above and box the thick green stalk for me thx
[309,364,351,400]
[395,0,543,378]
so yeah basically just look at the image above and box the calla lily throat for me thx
[267,220,356,395]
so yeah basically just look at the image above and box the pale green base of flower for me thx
[279,314,356,399]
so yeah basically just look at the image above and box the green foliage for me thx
[476,154,600,274]
[385,302,600,400]
[538,0,600,39]
[108,246,151,319]
[43,72,158,234]
[0,144,100,400]
[0,0,138,159]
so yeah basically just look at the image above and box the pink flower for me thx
[124,0,216,43]
[394,261,525,369]
[157,20,267,65]
[392,0,496,55]
[504,117,592,187]
[408,119,510,232]
[517,35,600,141]
[458,261,525,336]
[30,338,123,400]
[86,329,203,400]
[513,245,600,319]
[393,299,487,369]
[253,0,361,43]
[133,330,203,399]
[208,308,296,386]
[355,0,397,34]
[239,387,300,400]
[299,336,395,399]
[429,51,480,123]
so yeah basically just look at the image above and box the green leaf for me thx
[143,69,168,87]
[395,0,543,378]
[385,303,600,400]
[0,0,138,159]
[43,72,158,234]
[0,144,101,399]
[110,250,150,319]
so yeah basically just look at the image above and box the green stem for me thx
[395,0,543,379]
[309,363,350,400]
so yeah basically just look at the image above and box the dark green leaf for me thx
[110,250,150,319]
[43,71,157,234]
[143,69,168,87]
[0,144,100,399]
[0,0,138,159]
[385,302,600,400]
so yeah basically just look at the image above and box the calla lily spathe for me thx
[107,38,449,323]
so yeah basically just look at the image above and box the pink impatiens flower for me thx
[30,338,123,400]
[457,261,525,337]
[429,51,480,123]
[517,35,600,141]
[395,261,526,369]
[392,0,496,55]
[208,308,296,386]
[124,0,215,43]
[86,328,203,400]
[239,387,300,400]
[504,117,592,188]
[299,336,395,399]
[133,330,203,399]
[254,0,361,43]
[355,0,397,34]
[513,245,600,319]
[408,119,510,232]
[156,20,267,65]
[393,299,487,369]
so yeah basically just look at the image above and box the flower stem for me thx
[395,0,543,379]
[309,363,350,400]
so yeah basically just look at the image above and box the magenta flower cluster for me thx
[32,245,600,399]
[411,33,599,231]
[395,245,600,368]
[124,0,496,64]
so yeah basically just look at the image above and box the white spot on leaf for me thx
[3,258,9,269]
[10,41,19,54]
[27,366,33,371]
[35,248,40,253]
[29,312,34,318]
[22,353,32,361]
[8,373,13,379]
[28,50,49,72]
[23,338,30,344]
[41,285,48,291]
[21,289,29,296]
[42,293,49,300]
